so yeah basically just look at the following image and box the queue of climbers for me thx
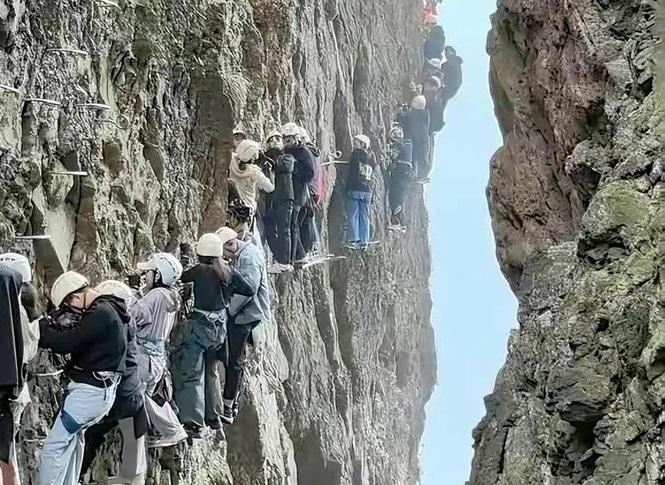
[0,16,461,485]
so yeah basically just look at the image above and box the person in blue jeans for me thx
[346,134,377,249]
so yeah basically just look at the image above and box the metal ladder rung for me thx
[48,171,89,176]
[0,84,20,94]
[46,48,88,56]
[77,103,111,110]
[26,97,61,107]
[15,235,51,240]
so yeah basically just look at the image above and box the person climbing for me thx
[263,130,296,274]
[130,253,189,449]
[441,46,463,102]
[397,95,430,182]
[232,123,247,149]
[217,228,271,424]
[423,76,445,135]
[299,126,322,257]
[345,134,377,249]
[38,271,127,485]
[172,234,230,438]
[80,280,149,485]
[0,254,40,485]
[282,122,315,264]
[422,57,443,83]
[423,25,446,60]
[386,126,414,232]
[228,139,275,238]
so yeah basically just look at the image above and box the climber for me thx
[299,126,323,256]
[172,233,230,437]
[217,227,271,424]
[263,130,296,273]
[422,57,443,84]
[228,139,275,239]
[441,46,463,102]
[232,123,247,149]
[38,271,127,485]
[80,280,149,485]
[0,254,40,485]
[397,95,430,182]
[130,253,189,448]
[387,126,414,231]
[424,25,446,60]
[283,122,315,263]
[345,134,377,249]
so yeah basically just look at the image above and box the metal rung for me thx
[96,114,129,130]
[48,170,89,176]
[33,370,63,377]
[98,0,120,7]
[321,160,349,167]
[15,235,51,240]
[78,103,111,110]
[26,97,61,107]
[46,48,89,56]
[0,84,20,94]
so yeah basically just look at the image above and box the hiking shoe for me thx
[183,425,203,440]
[221,406,235,425]
[206,418,223,430]
[148,428,188,448]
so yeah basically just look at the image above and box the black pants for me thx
[299,203,317,254]
[223,322,259,403]
[389,164,412,225]
[268,200,294,264]
[291,205,306,262]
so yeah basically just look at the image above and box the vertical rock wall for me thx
[0,0,436,483]
[473,1,665,484]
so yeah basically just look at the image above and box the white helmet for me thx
[281,122,301,138]
[354,134,371,150]
[96,280,134,303]
[196,233,223,257]
[137,252,183,286]
[51,271,90,308]
[389,126,404,141]
[233,123,246,136]
[0,253,32,283]
[266,129,282,142]
[411,95,427,110]
[236,140,261,162]
[214,226,238,247]
[427,58,442,69]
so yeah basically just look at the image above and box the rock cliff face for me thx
[472,1,665,484]
[0,0,436,483]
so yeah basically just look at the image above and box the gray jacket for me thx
[228,241,271,326]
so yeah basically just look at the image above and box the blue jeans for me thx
[39,378,119,485]
[346,191,372,243]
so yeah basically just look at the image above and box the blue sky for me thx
[421,1,518,484]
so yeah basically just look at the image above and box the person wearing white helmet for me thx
[216,227,270,424]
[80,280,149,485]
[298,126,323,257]
[228,139,274,236]
[38,271,128,485]
[0,256,40,485]
[232,122,247,149]
[172,234,231,437]
[397,95,431,181]
[126,252,188,449]
[345,133,377,249]
[283,122,315,263]
[387,124,414,232]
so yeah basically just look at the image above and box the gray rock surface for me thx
[473,1,665,484]
[0,0,436,483]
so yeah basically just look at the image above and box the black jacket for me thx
[40,295,128,388]
[347,148,377,193]
[442,55,463,99]
[285,144,315,207]
[428,96,445,133]
[273,153,296,204]
[398,108,430,144]
[424,27,445,60]
[0,266,23,396]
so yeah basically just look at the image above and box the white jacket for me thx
[229,153,274,210]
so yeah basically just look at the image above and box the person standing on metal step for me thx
[282,122,315,264]
[345,134,377,250]
[0,254,40,485]
[38,271,127,485]
[386,125,414,233]
[129,253,189,450]
[217,227,270,424]
[79,280,149,485]
[397,95,431,182]
[172,234,231,438]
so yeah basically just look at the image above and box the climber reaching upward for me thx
[38,271,127,485]
[345,134,377,249]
